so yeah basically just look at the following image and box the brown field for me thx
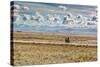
[11,32,97,66]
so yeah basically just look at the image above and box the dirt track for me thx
[12,39,97,47]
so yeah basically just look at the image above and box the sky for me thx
[12,1,97,16]
[11,1,97,33]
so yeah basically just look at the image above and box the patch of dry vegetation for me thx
[12,43,97,66]
[11,32,97,66]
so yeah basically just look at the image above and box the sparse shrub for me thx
[65,37,70,43]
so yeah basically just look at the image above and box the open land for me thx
[11,32,97,66]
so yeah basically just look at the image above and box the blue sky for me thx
[13,1,97,16]
[11,1,97,33]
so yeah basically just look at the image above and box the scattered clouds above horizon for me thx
[12,1,97,23]
[11,1,97,33]
[12,1,97,16]
[58,5,68,10]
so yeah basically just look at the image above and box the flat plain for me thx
[11,32,97,66]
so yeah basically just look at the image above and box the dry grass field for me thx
[11,32,97,66]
